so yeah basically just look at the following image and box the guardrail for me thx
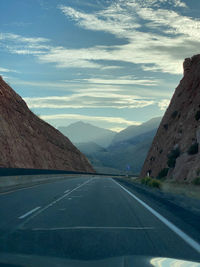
[0,167,124,177]
[0,167,125,193]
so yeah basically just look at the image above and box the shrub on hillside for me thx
[149,179,161,189]
[157,168,169,179]
[192,177,200,185]
[141,177,161,189]
[141,177,151,185]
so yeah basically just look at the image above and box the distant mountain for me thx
[0,76,94,173]
[76,118,161,174]
[111,117,162,144]
[76,142,107,155]
[76,142,123,175]
[58,121,116,147]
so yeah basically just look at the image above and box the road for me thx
[0,176,200,263]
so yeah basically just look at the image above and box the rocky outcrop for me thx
[0,76,94,173]
[140,54,200,182]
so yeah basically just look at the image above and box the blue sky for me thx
[0,0,199,131]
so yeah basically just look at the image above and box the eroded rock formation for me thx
[140,54,200,182]
[0,76,94,173]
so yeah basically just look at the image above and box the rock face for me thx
[0,76,94,173]
[140,54,200,182]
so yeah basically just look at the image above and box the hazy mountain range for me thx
[58,121,115,148]
[59,117,162,174]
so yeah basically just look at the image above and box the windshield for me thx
[0,0,200,266]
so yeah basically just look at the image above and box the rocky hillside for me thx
[141,55,200,182]
[0,76,94,173]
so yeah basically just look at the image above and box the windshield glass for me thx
[0,0,200,266]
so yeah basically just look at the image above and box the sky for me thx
[0,0,200,132]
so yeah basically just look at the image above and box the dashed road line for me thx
[18,207,41,219]
[18,178,93,228]
[32,226,155,231]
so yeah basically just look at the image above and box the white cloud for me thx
[9,79,71,88]
[40,113,141,126]
[23,92,155,109]
[158,99,170,110]
[1,0,196,76]
[0,32,50,56]
[109,126,126,132]
[0,32,49,44]
[125,0,187,8]
[136,6,200,39]
[0,67,19,73]
[54,1,198,74]
[59,4,140,37]
[83,78,159,86]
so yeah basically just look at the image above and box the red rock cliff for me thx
[140,54,200,182]
[0,76,94,173]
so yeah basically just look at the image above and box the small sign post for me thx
[126,164,131,177]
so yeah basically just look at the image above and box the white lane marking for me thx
[18,179,92,227]
[32,226,154,231]
[18,207,41,219]
[64,189,70,193]
[112,179,200,254]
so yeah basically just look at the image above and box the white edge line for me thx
[112,179,200,254]
[18,207,41,219]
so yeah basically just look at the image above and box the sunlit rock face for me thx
[0,76,94,173]
[140,54,200,182]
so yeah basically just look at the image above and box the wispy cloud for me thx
[83,78,159,86]
[55,0,199,74]
[0,32,49,44]
[41,113,141,126]
[59,4,140,37]
[23,92,155,109]
[1,0,198,74]
[158,99,170,110]
[0,67,20,73]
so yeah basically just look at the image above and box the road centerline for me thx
[18,207,41,219]
[18,178,93,228]
[112,179,200,254]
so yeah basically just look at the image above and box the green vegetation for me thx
[141,176,151,185]
[192,177,200,185]
[157,168,169,179]
[195,110,200,121]
[187,142,199,155]
[141,177,161,189]
[167,147,180,168]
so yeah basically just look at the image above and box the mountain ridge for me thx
[0,76,94,173]
[58,121,116,147]
[141,54,200,182]
[76,118,161,174]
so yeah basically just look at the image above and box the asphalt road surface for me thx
[0,176,200,263]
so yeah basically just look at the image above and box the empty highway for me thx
[0,176,200,263]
